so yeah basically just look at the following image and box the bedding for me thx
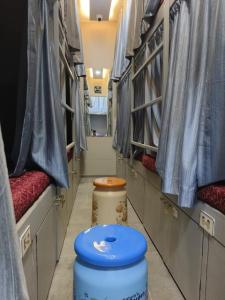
[142,154,157,173]
[198,183,225,215]
[10,171,50,222]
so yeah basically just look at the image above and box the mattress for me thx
[198,183,225,215]
[10,171,50,222]
[142,154,157,173]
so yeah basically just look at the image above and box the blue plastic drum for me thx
[74,224,148,300]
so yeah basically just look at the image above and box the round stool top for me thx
[93,177,126,188]
[74,225,147,268]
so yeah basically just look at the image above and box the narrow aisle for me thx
[48,178,184,300]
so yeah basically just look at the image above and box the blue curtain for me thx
[144,0,161,17]
[133,71,145,145]
[0,128,29,299]
[114,71,132,157]
[156,0,224,207]
[12,0,69,187]
[198,0,225,187]
[89,97,108,115]
[73,78,87,156]
[145,25,163,151]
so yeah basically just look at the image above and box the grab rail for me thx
[131,96,162,113]
[132,42,163,81]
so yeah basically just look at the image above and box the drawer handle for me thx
[55,194,66,207]
[161,199,179,219]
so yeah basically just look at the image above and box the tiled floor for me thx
[48,178,184,300]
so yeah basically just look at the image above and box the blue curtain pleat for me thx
[156,0,223,207]
[12,0,69,187]
[73,78,87,155]
[0,128,29,300]
[114,71,131,157]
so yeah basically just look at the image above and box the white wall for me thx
[81,21,117,69]
[81,137,116,176]
[90,115,107,136]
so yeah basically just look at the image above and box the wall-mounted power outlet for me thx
[20,226,32,257]
[200,211,215,236]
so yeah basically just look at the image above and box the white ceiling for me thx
[90,0,112,21]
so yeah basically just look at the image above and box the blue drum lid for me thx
[74,225,147,268]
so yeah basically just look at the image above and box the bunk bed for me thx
[11,146,74,224]
[0,0,85,299]
[115,1,225,300]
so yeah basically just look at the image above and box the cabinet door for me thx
[23,239,38,300]
[143,182,163,251]
[56,188,68,259]
[37,207,57,300]
[167,201,203,300]
[144,187,203,300]
[127,165,145,222]
[205,238,225,300]
[67,161,74,220]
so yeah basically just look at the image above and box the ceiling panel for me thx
[90,0,112,21]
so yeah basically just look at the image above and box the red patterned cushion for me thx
[67,148,74,162]
[198,183,225,214]
[10,171,50,222]
[142,154,157,173]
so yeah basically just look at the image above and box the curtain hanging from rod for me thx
[111,7,130,80]
[126,0,145,57]
[12,0,69,188]
[65,0,81,51]
[0,128,29,300]
[144,0,162,18]
[133,71,145,146]
[72,78,87,156]
[64,0,86,77]
[197,0,225,187]
[114,71,132,157]
[156,0,220,207]
[145,24,163,152]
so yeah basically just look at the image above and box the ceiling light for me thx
[109,0,119,20]
[95,70,102,76]
[103,68,108,79]
[89,68,93,78]
[80,0,90,19]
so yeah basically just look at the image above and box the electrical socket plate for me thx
[20,226,31,257]
[200,211,215,236]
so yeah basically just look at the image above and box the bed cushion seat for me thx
[142,154,157,173]
[10,171,50,222]
[198,182,225,214]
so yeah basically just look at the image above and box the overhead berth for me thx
[111,0,164,80]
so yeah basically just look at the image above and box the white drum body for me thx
[92,187,127,225]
